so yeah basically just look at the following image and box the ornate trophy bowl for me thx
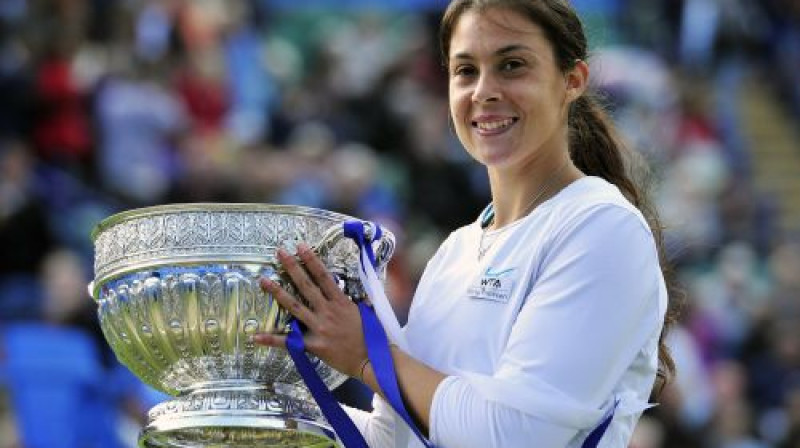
[89,203,395,447]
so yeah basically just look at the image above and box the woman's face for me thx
[447,8,583,170]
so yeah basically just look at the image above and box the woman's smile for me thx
[472,116,520,136]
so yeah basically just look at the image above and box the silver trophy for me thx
[88,203,395,447]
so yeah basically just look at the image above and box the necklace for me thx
[478,160,570,260]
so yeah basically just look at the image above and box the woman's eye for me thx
[453,65,477,77]
[500,59,524,72]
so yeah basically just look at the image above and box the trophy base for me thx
[139,381,339,448]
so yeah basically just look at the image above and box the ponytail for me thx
[569,92,682,393]
[568,94,639,205]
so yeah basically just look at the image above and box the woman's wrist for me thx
[356,357,371,383]
[357,344,400,388]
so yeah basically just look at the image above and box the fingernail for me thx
[297,243,310,254]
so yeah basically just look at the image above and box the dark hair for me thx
[440,0,680,394]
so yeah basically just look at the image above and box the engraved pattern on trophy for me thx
[135,279,173,372]
[117,284,163,386]
[177,273,213,383]
[161,274,194,387]
[141,388,318,417]
[124,282,173,378]
[99,287,162,387]
[239,271,258,379]
[93,208,366,282]
[90,204,395,447]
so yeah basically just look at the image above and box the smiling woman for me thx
[253,1,680,447]
[446,7,584,177]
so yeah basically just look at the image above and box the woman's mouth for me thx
[472,117,519,135]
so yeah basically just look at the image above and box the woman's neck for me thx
[487,156,581,229]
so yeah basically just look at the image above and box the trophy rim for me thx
[90,202,357,242]
[88,203,374,294]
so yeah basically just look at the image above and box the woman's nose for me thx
[471,73,502,104]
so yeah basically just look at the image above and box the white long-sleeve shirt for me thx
[345,176,668,447]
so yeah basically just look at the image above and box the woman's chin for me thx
[479,150,517,169]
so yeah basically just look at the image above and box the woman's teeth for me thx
[476,118,516,130]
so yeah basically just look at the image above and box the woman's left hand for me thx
[252,243,368,379]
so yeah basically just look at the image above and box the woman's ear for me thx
[565,59,589,102]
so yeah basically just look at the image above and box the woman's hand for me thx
[252,243,368,378]
[256,242,445,433]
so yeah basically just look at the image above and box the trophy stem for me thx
[139,380,339,448]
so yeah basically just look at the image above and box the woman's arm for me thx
[357,343,446,434]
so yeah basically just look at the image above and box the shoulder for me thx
[544,176,652,239]
[525,176,659,275]
[427,218,482,262]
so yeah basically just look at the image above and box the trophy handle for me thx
[314,221,395,270]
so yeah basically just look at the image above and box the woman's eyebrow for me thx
[452,44,535,61]
[495,44,534,56]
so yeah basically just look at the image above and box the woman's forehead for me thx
[448,8,552,59]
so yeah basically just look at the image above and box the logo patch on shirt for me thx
[467,267,517,303]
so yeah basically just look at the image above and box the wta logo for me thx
[469,267,517,303]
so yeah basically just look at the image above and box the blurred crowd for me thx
[0,0,799,447]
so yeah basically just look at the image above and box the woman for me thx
[254,0,678,446]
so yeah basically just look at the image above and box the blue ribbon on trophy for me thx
[286,220,434,448]
[344,221,434,448]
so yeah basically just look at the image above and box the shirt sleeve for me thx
[342,394,396,447]
[429,205,666,448]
